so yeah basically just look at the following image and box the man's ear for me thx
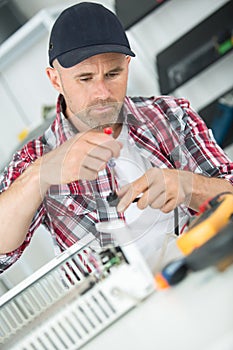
[125,55,131,65]
[46,67,62,93]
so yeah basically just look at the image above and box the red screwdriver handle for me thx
[103,127,113,135]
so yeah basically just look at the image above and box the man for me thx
[0,2,233,272]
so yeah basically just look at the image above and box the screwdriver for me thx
[103,127,116,191]
[103,127,141,207]
[103,127,119,206]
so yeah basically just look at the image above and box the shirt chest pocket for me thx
[44,190,97,219]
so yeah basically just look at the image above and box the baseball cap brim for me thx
[55,44,135,68]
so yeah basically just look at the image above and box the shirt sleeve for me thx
[165,97,233,184]
[0,139,47,273]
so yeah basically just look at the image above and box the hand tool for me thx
[155,220,233,289]
[155,192,233,289]
[176,192,233,255]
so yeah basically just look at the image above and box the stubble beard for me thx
[74,101,123,131]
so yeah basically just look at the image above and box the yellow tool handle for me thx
[176,193,233,255]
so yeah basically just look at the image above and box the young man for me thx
[0,2,233,272]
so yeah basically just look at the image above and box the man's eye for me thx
[80,77,92,82]
[106,72,119,78]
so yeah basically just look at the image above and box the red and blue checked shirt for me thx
[1,95,233,272]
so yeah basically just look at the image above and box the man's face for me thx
[48,53,130,131]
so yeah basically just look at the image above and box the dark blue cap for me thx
[48,2,135,68]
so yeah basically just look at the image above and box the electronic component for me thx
[0,233,155,350]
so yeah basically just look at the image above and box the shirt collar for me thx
[53,95,150,147]
[51,95,78,147]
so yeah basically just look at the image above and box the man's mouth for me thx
[91,105,115,114]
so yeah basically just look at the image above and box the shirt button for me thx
[68,204,75,211]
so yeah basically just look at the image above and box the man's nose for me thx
[94,80,111,100]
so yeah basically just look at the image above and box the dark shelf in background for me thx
[115,0,169,30]
[0,2,27,44]
[156,1,233,94]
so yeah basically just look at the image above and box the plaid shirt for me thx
[1,95,233,272]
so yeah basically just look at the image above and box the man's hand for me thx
[0,130,122,254]
[36,130,122,186]
[116,168,233,213]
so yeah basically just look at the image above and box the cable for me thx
[174,207,179,235]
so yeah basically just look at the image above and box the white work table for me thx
[83,263,233,350]
[1,231,232,350]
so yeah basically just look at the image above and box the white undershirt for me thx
[115,124,188,267]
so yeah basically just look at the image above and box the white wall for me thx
[12,0,115,19]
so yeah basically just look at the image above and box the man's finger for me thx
[117,174,149,212]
